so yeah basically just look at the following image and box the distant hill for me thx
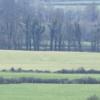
[41,0,100,1]
[40,0,100,6]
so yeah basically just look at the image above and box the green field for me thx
[0,50,100,70]
[0,50,100,100]
[0,84,100,100]
[0,72,100,80]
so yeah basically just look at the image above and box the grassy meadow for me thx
[0,72,100,80]
[0,50,100,70]
[0,84,100,100]
[0,50,100,100]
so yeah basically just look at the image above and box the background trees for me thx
[0,0,100,52]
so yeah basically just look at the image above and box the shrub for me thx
[87,95,99,100]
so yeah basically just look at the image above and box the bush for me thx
[87,95,99,100]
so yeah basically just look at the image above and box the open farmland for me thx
[0,84,100,100]
[0,50,100,100]
[0,50,100,70]
[0,72,100,80]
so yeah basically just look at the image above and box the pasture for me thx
[0,50,100,100]
[0,72,100,80]
[0,84,100,100]
[0,50,100,70]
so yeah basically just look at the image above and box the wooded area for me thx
[0,0,100,52]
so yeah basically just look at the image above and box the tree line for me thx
[0,0,100,52]
[0,77,100,84]
[2,67,100,74]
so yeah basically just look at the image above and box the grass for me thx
[0,50,100,100]
[0,84,100,100]
[0,50,100,70]
[0,72,100,80]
